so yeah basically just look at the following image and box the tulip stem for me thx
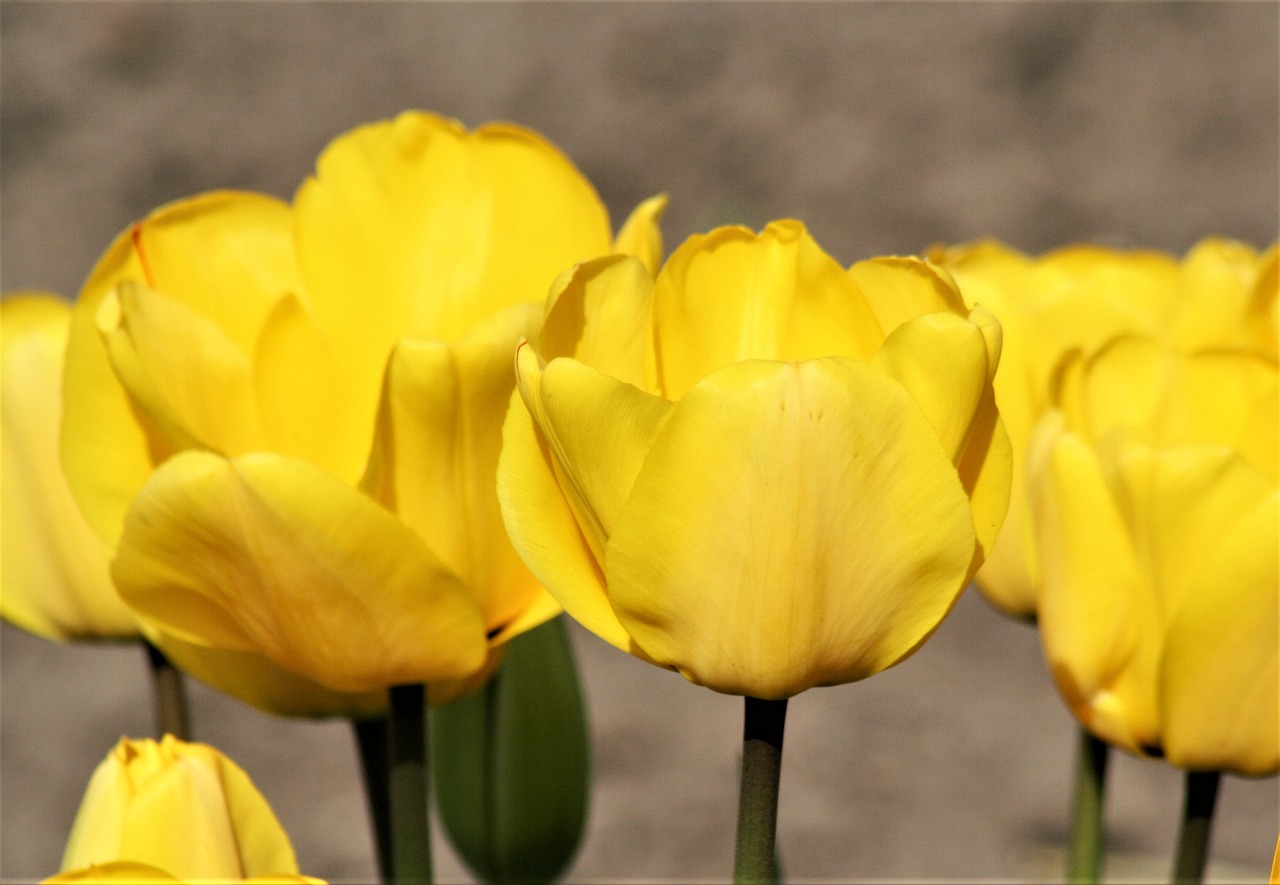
[1171,770,1220,885]
[389,683,432,885]
[733,696,788,885]
[353,716,393,880]
[1066,726,1109,884]
[143,640,190,740]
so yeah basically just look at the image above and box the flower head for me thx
[499,221,1010,699]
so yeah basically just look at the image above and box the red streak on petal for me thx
[131,225,156,288]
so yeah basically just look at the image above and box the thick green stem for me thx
[143,640,190,741]
[353,716,393,881]
[1171,770,1220,885]
[389,683,432,885]
[733,696,788,885]
[1067,726,1109,884]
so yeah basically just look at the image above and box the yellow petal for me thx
[606,357,976,698]
[98,282,264,456]
[361,303,546,635]
[537,254,655,389]
[252,294,363,484]
[1,294,136,640]
[651,220,882,399]
[1160,488,1278,775]
[44,862,181,883]
[112,451,487,693]
[612,193,669,275]
[146,628,386,719]
[63,736,299,879]
[294,111,612,434]
[516,343,675,565]
[497,387,631,653]
[847,256,968,337]
[1238,386,1279,482]
[1028,414,1156,754]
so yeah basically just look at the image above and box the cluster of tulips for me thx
[1,109,1276,884]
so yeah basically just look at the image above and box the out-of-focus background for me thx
[2,3,1277,882]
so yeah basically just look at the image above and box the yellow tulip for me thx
[1027,335,1278,775]
[59,111,664,714]
[47,736,323,884]
[497,220,1011,699]
[931,238,1275,619]
[1,293,137,641]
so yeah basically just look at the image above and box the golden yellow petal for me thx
[98,282,264,456]
[612,193,669,275]
[651,220,882,399]
[112,451,487,693]
[293,110,612,440]
[1160,488,1278,775]
[361,303,545,635]
[606,357,976,698]
[847,256,968,337]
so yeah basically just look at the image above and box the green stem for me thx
[389,683,432,885]
[1171,770,1220,885]
[353,715,393,881]
[1066,726,1109,884]
[733,696,788,885]
[143,640,190,741]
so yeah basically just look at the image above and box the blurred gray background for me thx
[2,2,1277,882]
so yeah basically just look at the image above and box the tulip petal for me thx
[361,303,547,635]
[848,256,968,337]
[651,221,882,399]
[1028,415,1157,754]
[112,451,487,693]
[537,255,655,389]
[612,193,668,275]
[45,862,183,883]
[1,294,136,640]
[252,293,363,484]
[99,282,264,456]
[1160,489,1278,775]
[146,628,387,719]
[516,344,675,565]
[606,357,976,698]
[497,388,632,653]
[294,111,612,429]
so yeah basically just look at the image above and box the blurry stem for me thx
[1067,726,1109,884]
[143,640,190,740]
[1171,770,1220,885]
[733,696,788,885]
[389,683,432,885]
[353,716,393,881]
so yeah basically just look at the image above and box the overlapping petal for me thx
[1,294,136,640]
[112,451,487,693]
[605,358,976,698]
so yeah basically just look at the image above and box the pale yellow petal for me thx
[1,294,136,640]
[98,282,264,456]
[1160,488,1278,775]
[606,357,976,698]
[361,303,545,634]
[651,221,882,399]
[112,451,487,693]
[612,193,669,275]
[45,862,181,883]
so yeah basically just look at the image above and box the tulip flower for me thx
[47,736,323,883]
[929,240,1192,619]
[59,111,664,715]
[498,220,1011,700]
[1027,334,1278,776]
[1,293,136,641]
